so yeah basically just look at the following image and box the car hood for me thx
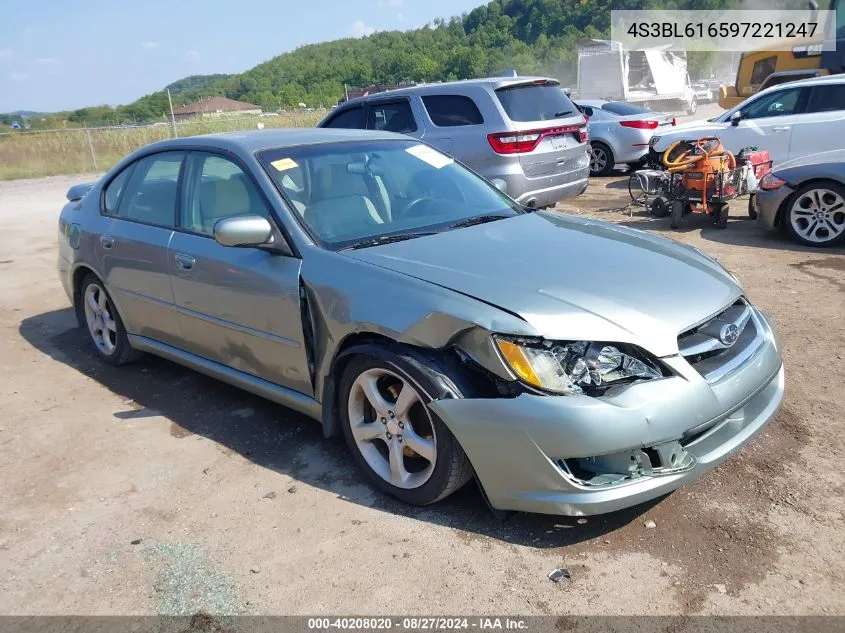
[773,148,845,172]
[342,213,741,357]
[652,119,723,149]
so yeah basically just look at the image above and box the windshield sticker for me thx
[270,157,298,172]
[405,144,453,169]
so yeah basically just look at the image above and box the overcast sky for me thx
[0,0,486,112]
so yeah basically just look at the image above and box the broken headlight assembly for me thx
[494,337,664,395]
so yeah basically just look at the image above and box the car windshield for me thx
[259,139,523,250]
[600,102,652,116]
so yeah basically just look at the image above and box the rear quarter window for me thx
[495,84,577,122]
[421,95,484,127]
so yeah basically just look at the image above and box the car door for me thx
[419,93,488,160]
[788,82,845,161]
[98,151,184,347]
[726,86,809,164]
[167,150,313,396]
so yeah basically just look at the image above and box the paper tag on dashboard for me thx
[270,158,298,172]
[405,144,453,169]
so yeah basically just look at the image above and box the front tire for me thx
[589,142,614,177]
[338,352,473,506]
[783,182,845,246]
[78,274,137,365]
[687,97,697,116]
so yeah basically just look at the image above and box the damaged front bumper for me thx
[429,312,784,516]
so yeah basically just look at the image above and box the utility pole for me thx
[167,88,178,138]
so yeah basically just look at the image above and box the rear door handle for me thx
[174,253,196,271]
[772,126,791,132]
[100,236,114,249]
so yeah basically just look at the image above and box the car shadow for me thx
[18,308,660,549]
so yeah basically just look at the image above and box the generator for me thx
[630,139,773,229]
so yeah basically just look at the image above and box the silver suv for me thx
[318,77,590,208]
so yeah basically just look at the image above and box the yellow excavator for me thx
[719,0,845,109]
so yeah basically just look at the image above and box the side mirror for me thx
[213,215,274,248]
[730,111,743,126]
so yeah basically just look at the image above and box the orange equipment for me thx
[662,138,736,212]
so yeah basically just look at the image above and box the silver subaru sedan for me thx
[57,129,784,516]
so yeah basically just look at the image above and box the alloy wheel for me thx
[789,188,845,244]
[83,283,117,356]
[347,368,436,489]
[590,147,608,174]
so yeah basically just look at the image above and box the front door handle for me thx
[100,236,114,249]
[772,126,791,132]
[174,253,196,271]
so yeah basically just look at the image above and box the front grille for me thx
[678,298,765,382]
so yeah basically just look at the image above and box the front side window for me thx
[181,153,272,236]
[367,101,417,133]
[116,151,185,227]
[259,140,522,249]
[740,87,805,119]
[422,95,484,127]
[324,106,365,129]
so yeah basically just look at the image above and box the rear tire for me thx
[338,350,473,506]
[589,142,615,177]
[670,200,684,228]
[78,274,138,365]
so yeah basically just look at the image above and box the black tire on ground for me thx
[650,196,670,218]
[687,97,697,116]
[782,181,845,247]
[338,350,474,506]
[78,273,139,365]
[670,200,684,228]
[748,194,759,220]
[716,203,730,228]
[589,142,615,177]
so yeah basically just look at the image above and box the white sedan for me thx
[650,74,845,166]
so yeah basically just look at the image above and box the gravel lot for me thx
[1,121,844,616]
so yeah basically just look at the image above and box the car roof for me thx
[575,99,610,107]
[137,127,406,155]
[340,76,560,105]
[756,72,845,95]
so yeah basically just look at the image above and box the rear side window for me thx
[601,102,651,116]
[806,84,845,113]
[367,100,417,133]
[102,165,134,215]
[422,95,484,127]
[116,151,184,227]
[324,106,365,129]
[495,84,576,122]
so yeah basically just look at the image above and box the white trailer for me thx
[577,40,698,115]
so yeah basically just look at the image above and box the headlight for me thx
[649,136,660,147]
[495,337,662,395]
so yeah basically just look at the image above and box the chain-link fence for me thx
[0,111,325,181]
